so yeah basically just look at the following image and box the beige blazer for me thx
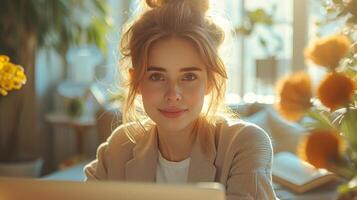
[84,119,277,200]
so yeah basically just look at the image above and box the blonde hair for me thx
[119,0,229,152]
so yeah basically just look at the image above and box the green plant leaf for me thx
[235,26,253,36]
[338,175,357,197]
[337,8,349,17]
[304,110,339,132]
[341,109,357,151]
[332,0,342,4]
[0,0,111,57]
[258,37,268,48]
[248,9,273,25]
[93,0,108,15]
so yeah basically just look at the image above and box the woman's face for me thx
[139,37,210,133]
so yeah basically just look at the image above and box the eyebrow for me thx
[147,66,202,72]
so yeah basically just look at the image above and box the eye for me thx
[182,73,197,81]
[149,73,165,81]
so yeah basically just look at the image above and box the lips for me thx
[158,107,188,118]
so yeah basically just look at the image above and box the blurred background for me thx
[0,0,354,183]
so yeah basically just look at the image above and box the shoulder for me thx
[218,117,271,140]
[100,121,151,156]
[217,118,273,153]
[108,121,151,143]
[84,122,148,180]
[217,118,273,169]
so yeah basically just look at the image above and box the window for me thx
[98,0,309,104]
[218,0,301,104]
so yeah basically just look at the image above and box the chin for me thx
[155,119,193,133]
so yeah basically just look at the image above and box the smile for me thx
[158,108,188,118]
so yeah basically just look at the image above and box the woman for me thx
[85,0,277,199]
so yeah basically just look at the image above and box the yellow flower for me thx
[0,55,10,62]
[0,55,27,96]
[0,79,13,90]
[317,72,355,111]
[0,88,8,96]
[1,63,16,75]
[275,72,312,121]
[16,69,26,78]
[298,130,342,169]
[304,34,351,70]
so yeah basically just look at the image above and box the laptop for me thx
[0,178,225,200]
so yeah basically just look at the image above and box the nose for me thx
[165,82,182,101]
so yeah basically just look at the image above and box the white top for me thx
[156,151,191,184]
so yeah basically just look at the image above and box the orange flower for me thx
[304,34,351,70]
[317,72,355,111]
[276,72,312,121]
[298,130,341,169]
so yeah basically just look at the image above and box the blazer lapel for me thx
[187,128,217,182]
[125,122,218,183]
[125,126,158,182]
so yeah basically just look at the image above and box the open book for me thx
[272,152,339,193]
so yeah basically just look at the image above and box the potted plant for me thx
[0,0,111,177]
[0,55,41,177]
[275,0,357,198]
[235,5,284,93]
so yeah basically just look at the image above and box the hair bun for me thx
[187,0,209,15]
[145,0,166,8]
[146,0,209,15]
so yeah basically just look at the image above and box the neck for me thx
[157,122,197,162]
